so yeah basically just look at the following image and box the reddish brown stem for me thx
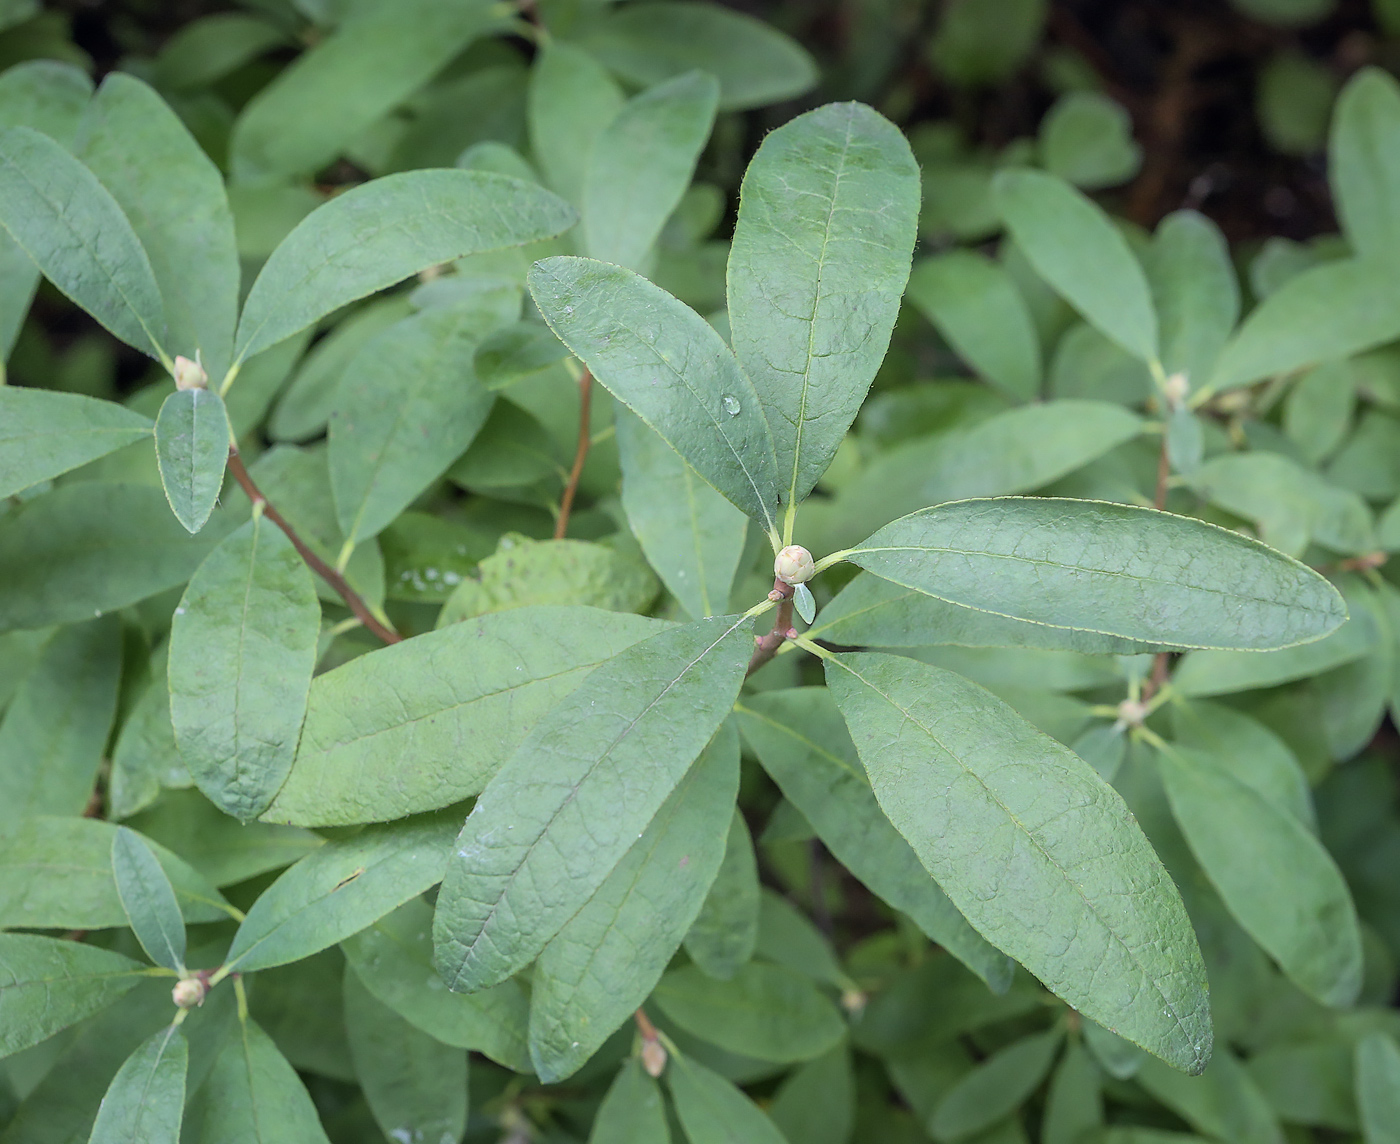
[1142,433,1173,700]
[747,579,795,677]
[634,1008,659,1041]
[555,369,593,540]
[226,448,402,645]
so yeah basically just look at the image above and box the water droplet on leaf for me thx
[721,394,741,416]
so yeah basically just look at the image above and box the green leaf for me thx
[993,168,1158,363]
[929,1028,1063,1142]
[0,388,152,499]
[226,814,457,974]
[228,0,496,181]
[653,961,845,1064]
[169,514,320,822]
[583,71,718,270]
[267,607,663,828]
[769,1047,855,1144]
[184,1019,330,1144]
[1135,1050,1284,1144]
[1356,1032,1400,1144]
[153,387,230,534]
[343,969,468,1144]
[589,1059,670,1144]
[87,1025,188,1144]
[342,899,530,1072]
[0,126,167,360]
[1155,743,1362,1008]
[683,809,760,981]
[617,408,747,621]
[728,101,920,520]
[527,42,624,207]
[583,2,817,112]
[842,497,1347,651]
[825,652,1211,1073]
[0,482,235,634]
[756,890,845,988]
[1043,1040,1104,1144]
[1209,258,1400,394]
[108,658,187,822]
[76,74,239,385]
[329,305,495,547]
[0,616,121,823]
[930,0,1046,86]
[529,724,738,1082]
[907,251,1041,401]
[666,1052,789,1144]
[0,816,233,929]
[1039,91,1142,189]
[152,13,289,91]
[0,934,147,1057]
[736,688,1013,991]
[0,59,91,144]
[528,256,780,534]
[112,827,186,972]
[235,170,576,363]
[1146,211,1239,388]
[1330,67,1400,262]
[433,614,753,992]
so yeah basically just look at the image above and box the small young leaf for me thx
[793,583,816,624]
[235,170,577,362]
[826,652,1212,1073]
[529,725,738,1082]
[583,70,719,270]
[907,250,1041,401]
[87,1025,188,1144]
[225,813,457,974]
[1355,1032,1400,1144]
[728,101,920,518]
[154,387,230,534]
[0,933,147,1057]
[843,497,1347,651]
[169,513,320,822]
[929,1028,1063,1142]
[111,827,186,972]
[736,688,1013,991]
[1039,91,1142,189]
[434,615,753,993]
[1156,743,1363,1008]
[529,256,780,533]
[0,388,152,499]
[343,969,468,1144]
[0,125,168,360]
[266,607,665,827]
[666,1052,789,1144]
[589,1059,670,1144]
[684,809,760,981]
[1330,67,1400,262]
[994,168,1158,363]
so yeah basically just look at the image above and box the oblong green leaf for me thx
[0,125,167,360]
[843,497,1347,651]
[226,814,457,974]
[736,688,1014,992]
[683,808,759,982]
[0,816,233,929]
[529,256,780,533]
[87,1025,188,1144]
[1356,1032,1400,1144]
[1330,67,1400,262]
[343,970,467,1144]
[666,1053,789,1144]
[1043,1040,1105,1144]
[653,962,846,1064]
[1145,211,1238,388]
[154,387,229,534]
[1135,1050,1283,1144]
[0,933,147,1057]
[825,652,1212,1073]
[930,1028,1063,1142]
[112,827,186,972]
[527,42,624,206]
[907,250,1041,401]
[994,167,1157,363]
[77,73,239,384]
[328,305,495,547]
[0,482,235,634]
[589,1059,670,1144]
[583,70,719,270]
[235,170,577,362]
[1156,743,1362,1008]
[342,899,530,1072]
[169,514,319,822]
[433,614,753,993]
[529,724,739,1083]
[0,388,152,499]
[264,606,666,827]
[728,100,920,516]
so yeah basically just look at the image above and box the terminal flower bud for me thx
[173,354,208,391]
[172,975,207,1008]
[774,544,815,586]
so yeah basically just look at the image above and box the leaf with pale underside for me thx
[154,386,229,534]
[112,826,186,972]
